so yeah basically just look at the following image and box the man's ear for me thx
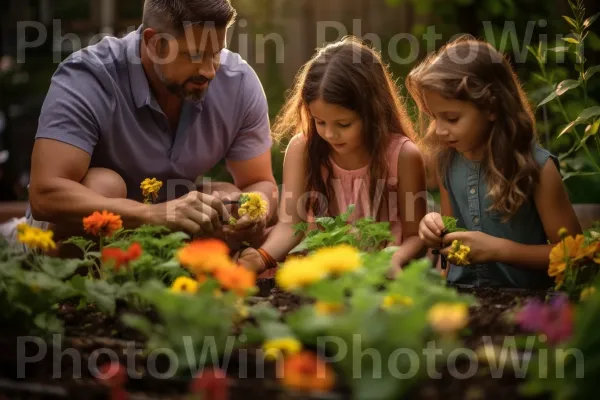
[142,28,161,57]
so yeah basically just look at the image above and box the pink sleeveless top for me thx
[321,135,411,245]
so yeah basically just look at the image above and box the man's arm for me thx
[28,58,153,227]
[29,139,152,227]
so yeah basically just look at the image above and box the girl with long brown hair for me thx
[237,36,428,275]
[408,37,581,289]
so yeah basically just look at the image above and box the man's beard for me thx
[154,64,209,102]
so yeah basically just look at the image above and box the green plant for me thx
[244,246,476,400]
[527,0,600,181]
[121,278,248,374]
[0,238,80,335]
[292,205,394,254]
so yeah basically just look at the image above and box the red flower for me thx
[96,362,128,400]
[190,368,229,400]
[102,243,142,271]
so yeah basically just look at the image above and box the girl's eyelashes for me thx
[446,117,459,123]
[313,119,352,128]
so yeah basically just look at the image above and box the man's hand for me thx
[150,191,230,235]
[221,191,270,244]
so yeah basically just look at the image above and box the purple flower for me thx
[516,294,573,345]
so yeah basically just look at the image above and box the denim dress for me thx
[444,144,556,290]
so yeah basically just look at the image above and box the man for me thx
[5,0,278,250]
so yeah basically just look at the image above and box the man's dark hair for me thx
[142,0,237,34]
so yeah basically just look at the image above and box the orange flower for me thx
[83,210,123,237]
[575,239,597,261]
[279,351,335,393]
[177,239,232,274]
[214,264,256,296]
[549,236,579,284]
[549,235,598,287]
[101,242,142,271]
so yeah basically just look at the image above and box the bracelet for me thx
[257,248,278,270]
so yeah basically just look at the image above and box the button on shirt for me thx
[35,26,272,203]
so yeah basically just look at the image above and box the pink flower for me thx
[516,294,573,345]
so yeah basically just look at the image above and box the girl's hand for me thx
[418,212,445,248]
[440,231,500,264]
[235,247,267,273]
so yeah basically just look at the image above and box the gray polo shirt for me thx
[34,26,271,203]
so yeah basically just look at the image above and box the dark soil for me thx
[0,278,554,400]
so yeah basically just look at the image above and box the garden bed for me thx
[0,279,553,400]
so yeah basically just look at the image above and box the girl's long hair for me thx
[272,36,415,216]
[406,36,540,218]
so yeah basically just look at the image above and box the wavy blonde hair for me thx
[406,37,541,218]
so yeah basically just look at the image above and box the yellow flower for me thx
[17,224,56,252]
[312,245,361,275]
[170,277,199,294]
[580,287,596,302]
[238,192,268,221]
[558,227,569,239]
[262,337,302,360]
[140,178,163,203]
[428,303,469,335]
[235,298,249,319]
[382,294,414,309]
[548,235,593,287]
[276,257,326,291]
[447,240,470,266]
[314,301,344,315]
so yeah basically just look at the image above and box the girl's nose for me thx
[324,127,337,140]
[435,123,449,137]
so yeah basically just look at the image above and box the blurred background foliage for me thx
[0,0,599,203]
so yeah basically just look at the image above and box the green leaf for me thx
[563,16,578,28]
[250,303,282,322]
[538,91,557,107]
[37,257,83,280]
[556,79,580,96]
[579,106,600,120]
[583,12,600,29]
[261,321,295,340]
[549,46,569,53]
[84,279,117,315]
[563,37,580,44]
[559,106,600,136]
[584,65,600,81]
[120,313,154,336]
[562,171,600,181]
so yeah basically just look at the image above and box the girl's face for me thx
[308,99,364,157]
[423,90,495,160]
